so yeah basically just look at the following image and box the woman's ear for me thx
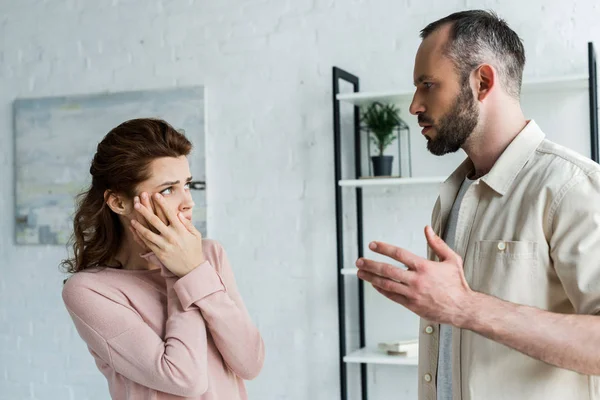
[104,190,131,216]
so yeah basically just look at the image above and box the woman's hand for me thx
[130,192,205,277]
[129,192,168,253]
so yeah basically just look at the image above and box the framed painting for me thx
[14,86,206,245]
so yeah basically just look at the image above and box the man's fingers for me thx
[373,286,410,307]
[357,270,411,297]
[355,257,414,285]
[424,225,456,262]
[367,241,424,270]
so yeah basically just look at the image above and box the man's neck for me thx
[463,108,528,178]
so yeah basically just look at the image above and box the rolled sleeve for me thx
[550,171,600,315]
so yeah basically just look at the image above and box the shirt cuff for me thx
[173,261,226,310]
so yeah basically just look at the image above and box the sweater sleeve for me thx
[173,240,265,380]
[62,255,220,397]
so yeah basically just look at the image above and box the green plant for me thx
[361,102,402,156]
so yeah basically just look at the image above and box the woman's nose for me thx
[180,191,195,211]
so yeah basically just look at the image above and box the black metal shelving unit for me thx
[332,67,367,400]
[332,41,599,400]
[589,42,599,163]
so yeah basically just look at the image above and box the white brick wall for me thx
[1,1,599,399]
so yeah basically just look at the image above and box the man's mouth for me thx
[418,116,434,135]
[421,125,433,135]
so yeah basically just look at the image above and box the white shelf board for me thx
[336,75,589,106]
[336,90,413,106]
[341,267,358,275]
[344,347,419,366]
[339,176,446,187]
[522,75,588,92]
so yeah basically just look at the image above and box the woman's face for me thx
[135,156,195,222]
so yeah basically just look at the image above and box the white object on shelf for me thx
[338,176,446,187]
[378,339,419,357]
[343,347,419,366]
[336,75,589,106]
[341,267,358,275]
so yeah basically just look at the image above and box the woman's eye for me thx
[184,182,191,190]
[160,187,173,195]
[424,82,434,89]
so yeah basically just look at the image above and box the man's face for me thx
[410,26,479,156]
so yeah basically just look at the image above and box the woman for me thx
[61,118,264,399]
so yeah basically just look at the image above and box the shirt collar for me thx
[444,119,545,196]
[480,120,545,195]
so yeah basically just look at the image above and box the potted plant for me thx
[361,101,403,176]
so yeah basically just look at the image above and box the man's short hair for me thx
[421,10,526,98]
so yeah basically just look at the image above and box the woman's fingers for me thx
[139,193,160,234]
[133,195,154,236]
[130,225,157,253]
[131,216,168,249]
[153,196,169,227]
[132,196,147,227]
[178,212,201,237]
[129,226,151,251]
[134,199,172,237]
[153,193,184,230]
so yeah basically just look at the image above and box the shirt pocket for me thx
[473,240,538,301]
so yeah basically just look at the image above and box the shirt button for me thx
[424,373,432,383]
[425,326,434,334]
[497,241,506,251]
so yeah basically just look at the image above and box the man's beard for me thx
[420,84,479,156]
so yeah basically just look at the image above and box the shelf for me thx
[343,347,419,366]
[338,176,446,187]
[341,267,358,275]
[336,75,589,106]
[336,90,414,107]
[522,75,588,93]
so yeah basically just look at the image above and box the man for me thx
[355,10,600,400]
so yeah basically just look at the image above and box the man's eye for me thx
[424,82,434,89]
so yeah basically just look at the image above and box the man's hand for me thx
[356,225,474,327]
[358,227,600,376]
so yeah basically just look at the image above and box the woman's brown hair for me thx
[61,118,192,274]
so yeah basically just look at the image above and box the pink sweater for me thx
[62,239,265,399]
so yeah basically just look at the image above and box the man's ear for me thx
[104,190,131,215]
[474,63,496,101]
